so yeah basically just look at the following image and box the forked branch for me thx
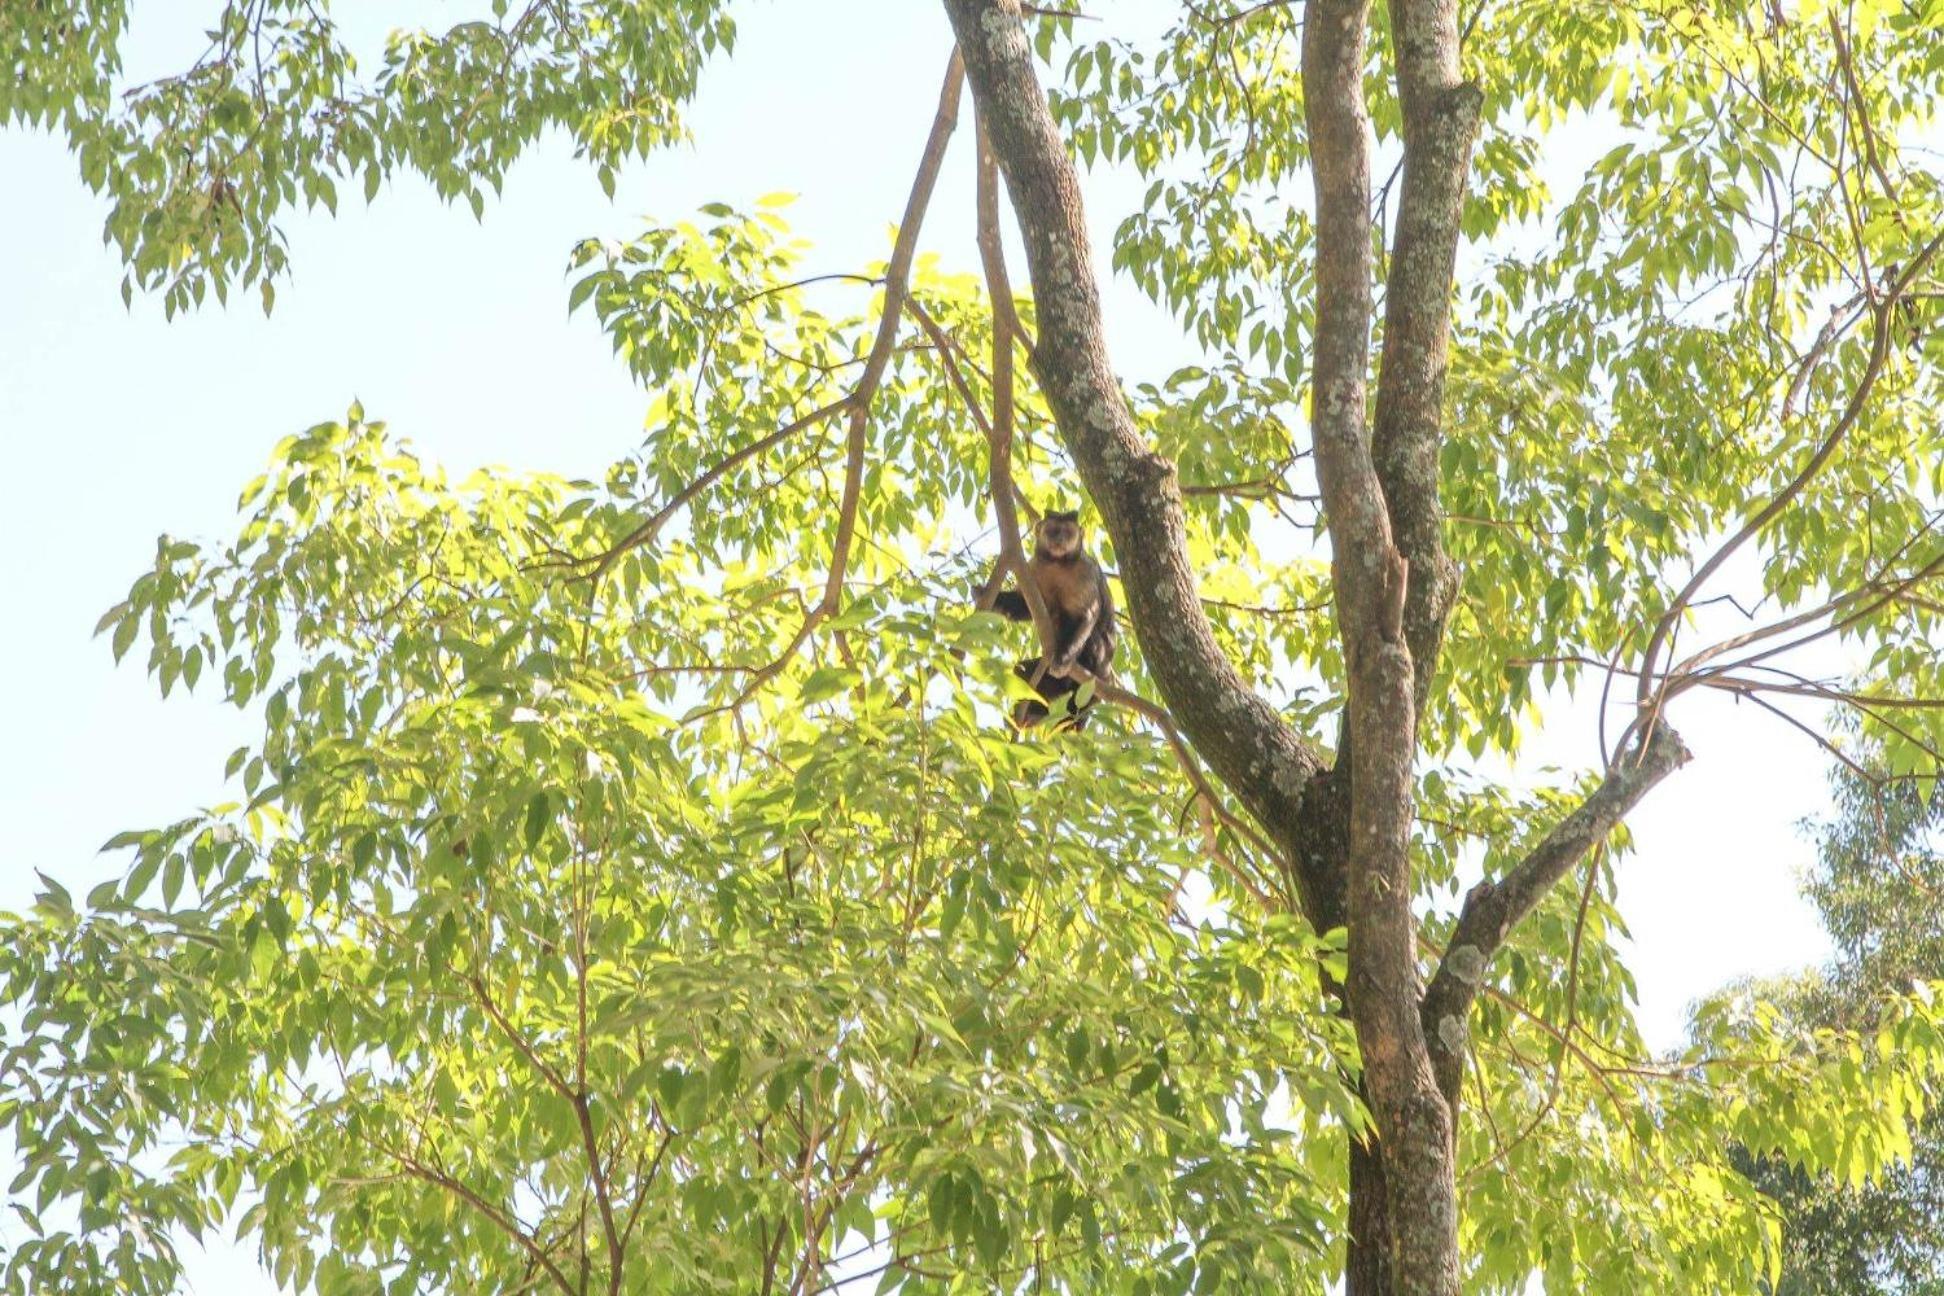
[1637,232,1944,709]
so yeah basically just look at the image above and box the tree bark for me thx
[938,5,1683,1294]
[937,0,1331,911]
[1374,0,1480,711]
[1301,0,1463,1285]
[1343,0,1480,1282]
[1421,724,1690,1112]
[1345,1089,1396,1296]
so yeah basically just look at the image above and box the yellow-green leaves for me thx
[0,391,1361,1293]
[0,1,736,315]
[15,3,1944,1290]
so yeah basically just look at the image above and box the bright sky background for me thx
[0,2,1842,1289]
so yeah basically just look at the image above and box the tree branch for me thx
[392,1150,576,1296]
[580,397,854,585]
[939,0,1328,904]
[968,123,1043,616]
[671,51,966,723]
[1638,232,1944,708]
[905,293,1061,690]
[822,51,966,615]
[1371,0,1480,710]
[1420,723,1691,1112]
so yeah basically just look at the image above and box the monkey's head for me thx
[1036,510,1083,559]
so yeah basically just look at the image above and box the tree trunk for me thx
[940,4,1682,1294]
[1300,0,1466,1280]
[1345,1109,1396,1295]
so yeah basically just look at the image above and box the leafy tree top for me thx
[7,2,1944,1293]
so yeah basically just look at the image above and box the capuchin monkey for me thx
[985,510,1117,730]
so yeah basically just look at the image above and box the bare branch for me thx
[904,291,1059,700]
[1639,233,1944,708]
[1420,723,1691,1112]
[467,970,575,1102]
[971,122,1035,612]
[1085,670,1289,907]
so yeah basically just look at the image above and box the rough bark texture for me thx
[1345,1091,1395,1295]
[1302,0,1461,1286]
[1344,1,1480,1281]
[938,4,1683,1293]
[939,0,1329,898]
[1374,0,1480,711]
[1420,724,1691,1110]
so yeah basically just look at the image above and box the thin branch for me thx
[567,397,851,584]
[1089,672,1286,907]
[1185,0,1300,26]
[1780,291,1867,421]
[393,1151,576,1296]
[961,121,1062,688]
[1829,4,1899,209]
[1639,233,1944,708]
[551,838,627,1294]
[467,970,574,1102]
[678,50,967,721]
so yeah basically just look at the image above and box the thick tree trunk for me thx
[940,5,1684,1294]
[1301,0,1463,1283]
[1374,0,1479,710]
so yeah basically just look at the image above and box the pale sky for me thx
[0,2,1837,1289]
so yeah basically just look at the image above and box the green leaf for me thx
[800,666,862,704]
[92,601,129,638]
[524,793,550,850]
[110,614,138,663]
[33,872,71,918]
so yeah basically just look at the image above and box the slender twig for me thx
[966,121,1062,690]
[390,1149,576,1296]
[681,51,967,722]
[1638,233,1944,710]
[578,397,852,585]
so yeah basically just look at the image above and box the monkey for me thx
[983,510,1117,730]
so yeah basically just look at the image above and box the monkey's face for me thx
[1038,512,1082,558]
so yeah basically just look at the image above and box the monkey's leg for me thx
[1076,632,1115,680]
[1051,601,1100,673]
[1012,657,1052,727]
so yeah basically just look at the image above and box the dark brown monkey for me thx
[985,510,1117,729]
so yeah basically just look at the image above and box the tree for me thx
[7,1,1944,1293]
[1729,757,1944,1294]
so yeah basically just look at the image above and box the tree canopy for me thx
[7,1,1944,1293]
[1730,754,1944,1294]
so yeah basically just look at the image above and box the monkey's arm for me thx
[1052,599,1100,670]
[989,588,1032,622]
